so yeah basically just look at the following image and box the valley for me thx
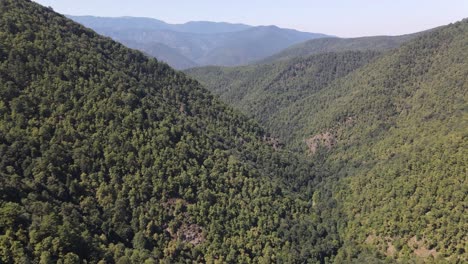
[0,0,466,263]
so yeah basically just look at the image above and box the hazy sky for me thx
[32,0,468,37]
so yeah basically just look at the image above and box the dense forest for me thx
[186,51,381,128]
[0,1,340,263]
[189,18,468,262]
[260,33,423,63]
[275,19,468,262]
[0,0,467,263]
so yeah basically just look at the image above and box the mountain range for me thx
[1,0,467,263]
[68,15,329,69]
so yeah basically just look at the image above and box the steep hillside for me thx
[0,1,340,263]
[69,15,329,68]
[190,19,468,262]
[286,19,468,262]
[187,50,380,128]
[262,33,421,63]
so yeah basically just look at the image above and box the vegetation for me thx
[189,19,468,262]
[261,33,422,63]
[187,50,380,128]
[277,19,468,262]
[0,0,340,263]
[1,0,466,263]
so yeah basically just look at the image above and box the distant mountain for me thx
[168,21,253,34]
[262,33,422,63]
[68,15,330,68]
[196,25,325,66]
[66,15,171,30]
[67,15,252,34]
[121,40,198,69]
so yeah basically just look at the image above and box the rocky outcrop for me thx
[305,131,336,155]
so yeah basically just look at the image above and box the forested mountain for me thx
[262,33,422,63]
[186,51,381,126]
[279,19,468,262]
[69,15,329,69]
[1,0,467,263]
[189,18,468,262]
[0,1,340,263]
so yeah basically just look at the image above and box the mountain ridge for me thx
[68,15,330,69]
[67,15,253,34]
[186,50,381,126]
[260,32,425,64]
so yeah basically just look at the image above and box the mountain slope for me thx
[262,33,421,63]
[69,15,330,68]
[0,1,340,263]
[189,19,468,261]
[285,20,468,261]
[187,50,381,128]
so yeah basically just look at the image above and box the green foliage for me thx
[305,20,468,261]
[187,50,379,132]
[1,0,466,263]
[189,18,468,262]
[0,0,339,263]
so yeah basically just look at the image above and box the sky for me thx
[32,0,468,37]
